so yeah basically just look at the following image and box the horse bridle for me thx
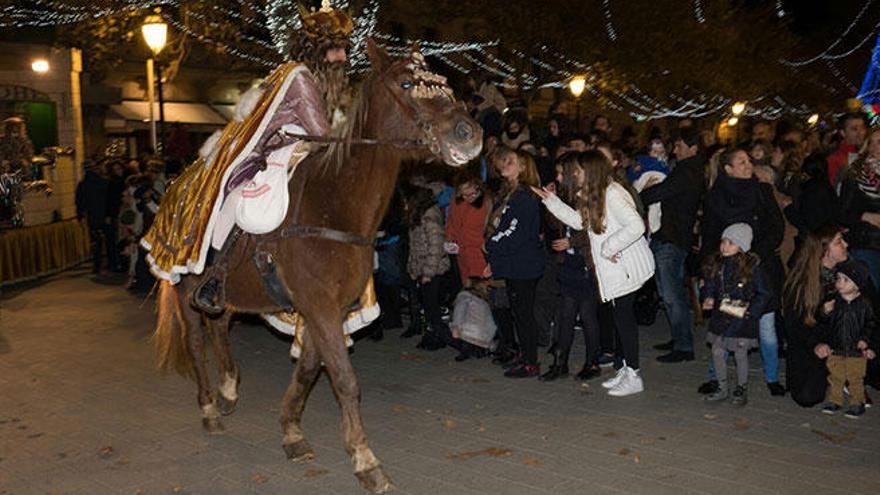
[277,60,447,248]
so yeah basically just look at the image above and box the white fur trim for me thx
[199,130,223,159]
[235,86,265,122]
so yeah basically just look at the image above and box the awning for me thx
[108,101,228,126]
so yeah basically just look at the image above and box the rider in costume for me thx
[140,0,353,313]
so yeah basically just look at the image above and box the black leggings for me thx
[610,291,640,370]
[557,291,600,367]
[507,278,540,365]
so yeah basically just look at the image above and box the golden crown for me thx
[297,0,353,41]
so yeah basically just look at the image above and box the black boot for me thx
[539,349,569,382]
[193,275,225,314]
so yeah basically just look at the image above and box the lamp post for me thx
[142,14,167,154]
[569,75,586,132]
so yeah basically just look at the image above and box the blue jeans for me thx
[850,248,880,288]
[707,312,779,383]
[651,240,693,352]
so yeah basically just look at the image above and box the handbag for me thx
[718,269,748,319]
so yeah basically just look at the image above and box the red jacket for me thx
[827,143,860,187]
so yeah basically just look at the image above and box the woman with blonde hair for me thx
[484,147,545,378]
[533,151,655,396]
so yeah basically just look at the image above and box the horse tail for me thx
[153,281,194,378]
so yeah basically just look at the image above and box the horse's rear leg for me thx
[308,312,393,493]
[179,296,224,433]
[280,330,322,462]
[206,312,240,416]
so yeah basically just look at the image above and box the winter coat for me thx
[701,173,784,312]
[827,142,859,188]
[818,294,875,357]
[543,182,655,302]
[485,187,545,280]
[407,206,450,280]
[446,198,489,280]
[784,176,838,246]
[640,154,704,250]
[838,176,880,251]
[702,255,771,340]
[75,170,109,229]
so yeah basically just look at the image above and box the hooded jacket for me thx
[818,293,874,357]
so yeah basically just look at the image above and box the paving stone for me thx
[1,270,879,494]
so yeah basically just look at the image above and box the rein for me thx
[278,67,440,249]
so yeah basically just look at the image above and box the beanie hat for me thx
[836,258,872,293]
[722,223,753,253]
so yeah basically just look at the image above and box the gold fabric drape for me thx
[141,62,299,282]
[0,219,90,285]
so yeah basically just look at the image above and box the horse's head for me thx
[365,39,482,166]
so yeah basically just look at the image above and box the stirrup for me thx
[192,276,226,314]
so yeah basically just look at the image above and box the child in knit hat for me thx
[815,258,876,418]
[701,223,772,406]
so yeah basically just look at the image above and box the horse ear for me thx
[366,38,392,71]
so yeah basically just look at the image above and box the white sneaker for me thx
[602,366,627,389]
[608,367,644,397]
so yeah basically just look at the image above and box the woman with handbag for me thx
[701,223,772,406]
[533,151,655,397]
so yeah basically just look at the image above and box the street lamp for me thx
[807,113,819,126]
[727,116,739,127]
[142,14,167,154]
[569,75,587,131]
[731,101,746,116]
[31,59,50,73]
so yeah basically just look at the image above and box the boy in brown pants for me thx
[816,259,876,419]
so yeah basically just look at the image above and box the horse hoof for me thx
[217,394,238,416]
[202,417,226,434]
[355,466,394,494]
[283,439,315,463]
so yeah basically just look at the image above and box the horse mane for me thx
[313,75,375,174]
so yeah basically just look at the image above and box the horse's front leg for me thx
[279,328,322,462]
[307,309,393,494]
[206,312,240,416]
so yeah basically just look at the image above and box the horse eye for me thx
[400,81,413,90]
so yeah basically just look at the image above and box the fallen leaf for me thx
[172,485,182,493]
[99,446,114,459]
[658,436,666,441]
[303,469,329,480]
[521,458,543,466]
[443,419,459,430]
[250,473,268,484]
[811,429,856,444]
[703,413,717,420]
[447,447,514,460]
[116,458,130,466]
[633,454,641,464]
[391,404,409,414]
[618,448,631,456]
[639,437,656,446]
[603,432,619,438]
[733,419,750,431]
[800,423,811,428]
[400,352,426,362]
[478,423,486,433]
[541,435,548,441]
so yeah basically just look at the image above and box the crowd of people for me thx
[75,92,880,417]
[363,102,880,417]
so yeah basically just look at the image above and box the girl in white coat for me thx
[533,151,655,396]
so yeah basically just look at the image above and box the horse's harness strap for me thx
[280,224,374,247]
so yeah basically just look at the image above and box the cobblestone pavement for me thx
[1,269,878,495]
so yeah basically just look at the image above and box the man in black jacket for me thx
[75,159,110,274]
[641,128,705,362]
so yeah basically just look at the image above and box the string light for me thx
[0,0,831,121]
[780,0,876,66]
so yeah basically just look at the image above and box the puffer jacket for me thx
[818,294,875,357]
[543,182,655,302]
[407,206,450,279]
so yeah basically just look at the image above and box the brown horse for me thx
[152,40,482,493]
